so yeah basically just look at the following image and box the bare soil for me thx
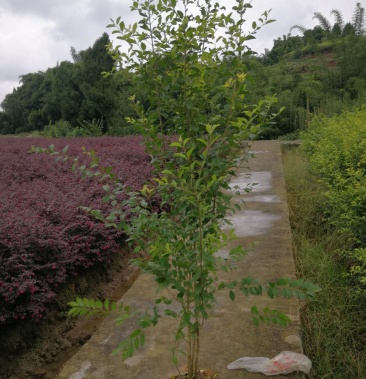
[0,248,141,379]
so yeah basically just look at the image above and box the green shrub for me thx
[77,118,104,136]
[43,118,105,137]
[43,120,74,137]
[283,146,366,378]
[343,247,366,295]
[301,107,366,294]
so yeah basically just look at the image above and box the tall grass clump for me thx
[282,145,366,379]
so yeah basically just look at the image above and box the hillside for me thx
[247,31,366,139]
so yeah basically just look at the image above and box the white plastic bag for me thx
[227,351,311,376]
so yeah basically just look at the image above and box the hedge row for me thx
[0,136,152,324]
[301,107,366,293]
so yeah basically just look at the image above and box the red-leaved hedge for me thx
[0,136,152,324]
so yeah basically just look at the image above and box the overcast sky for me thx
[0,0,356,107]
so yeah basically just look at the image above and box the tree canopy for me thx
[0,33,137,135]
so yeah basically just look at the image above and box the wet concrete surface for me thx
[56,141,304,379]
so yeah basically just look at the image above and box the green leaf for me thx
[229,290,235,301]
[165,309,179,318]
[104,299,110,310]
[89,298,96,309]
[196,138,207,146]
[116,313,130,326]
[138,319,151,328]
[186,148,194,159]
[130,329,142,338]
[267,287,275,299]
[76,297,84,306]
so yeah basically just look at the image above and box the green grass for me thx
[282,145,366,379]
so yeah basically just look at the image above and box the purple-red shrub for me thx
[0,136,152,324]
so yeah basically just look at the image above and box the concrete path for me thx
[56,141,304,379]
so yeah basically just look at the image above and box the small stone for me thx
[284,334,301,346]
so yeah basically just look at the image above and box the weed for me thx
[283,145,366,378]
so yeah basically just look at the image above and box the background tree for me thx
[0,72,48,133]
[70,46,82,63]
[0,33,120,135]
[73,33,116,133]
[312,12,332,33]
[0,110,12,135]
[331,9,345,30]
[352,2,365,35]
[48,62,82,124]
[107,68,145,135]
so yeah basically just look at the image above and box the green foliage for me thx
[43,120,75,137]
[262,34,304,65]
[88,1,317,376]
[107,69,143,136]
[352,2,366,35]
[283,146,366,378]
[68,297,158,359]
[257,32,366,138]
[42,118,105,137]
[77,118,104,136]
[253,3,366,138]
[301,107,366,296]
[0,33,129,135]
[251,306,290,327]
[68,297,120,318]
[347,248,366,294]
[0,71,49,134]
[74,33,116,131]
[35,2,319,378]
[2,4,366,140]
[47,61,83,124]
[288,3,362,42]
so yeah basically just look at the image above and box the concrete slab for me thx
[56,141,304,379]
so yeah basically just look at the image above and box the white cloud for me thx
[0,9,71,105]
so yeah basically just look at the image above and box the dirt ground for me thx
[0,249,140,379]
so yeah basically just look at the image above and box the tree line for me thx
[1,3,366,139]
[0,33,140,135]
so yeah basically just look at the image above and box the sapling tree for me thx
[33,1,320,378]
